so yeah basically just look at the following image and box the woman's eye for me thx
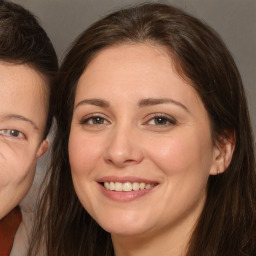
[147,116,176,126]
[0,129,25,138]
[81,116,108,125]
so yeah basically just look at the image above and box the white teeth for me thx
[145,184,153,189]
[115,182,123,191]
[104,182,110,190]
[103,181,155,191]
[139,183,145,190]
[123,182,132,192]
[109,182,115,191]
[132,182,140,191]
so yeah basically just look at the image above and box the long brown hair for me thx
[29,3,256,256]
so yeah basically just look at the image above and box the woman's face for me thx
[69,44,220,238]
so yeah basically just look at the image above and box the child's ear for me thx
[36,139,49,159]
[209,131,235,175]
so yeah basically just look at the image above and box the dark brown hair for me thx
[29,3,256,256]
[0,0,58,138]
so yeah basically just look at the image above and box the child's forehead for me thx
[0,61,49,132]
[0,61,49,92]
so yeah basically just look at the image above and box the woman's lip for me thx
[97,176,159,184]
[98,183,157,202]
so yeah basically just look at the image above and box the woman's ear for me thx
[209,131,236,175]
[36,139,49,159]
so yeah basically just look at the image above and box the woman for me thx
[0,0,58,255]
[30,3,256,256]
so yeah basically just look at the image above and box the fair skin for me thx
[69,43,234,256]
[0,61,49,219]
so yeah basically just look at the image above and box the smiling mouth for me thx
[103,181,157,192]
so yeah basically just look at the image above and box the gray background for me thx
[11,0,256,135]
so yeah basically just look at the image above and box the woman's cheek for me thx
[69,132,103,175]
[145,132,204,176]
[145,135,186,172]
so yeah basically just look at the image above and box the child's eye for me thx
[80,116,108,125]
[147,115,176,126]
[0,129,25,138]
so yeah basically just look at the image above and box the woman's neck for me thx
[112,219,194,256]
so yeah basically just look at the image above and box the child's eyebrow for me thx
[0,114,39,130]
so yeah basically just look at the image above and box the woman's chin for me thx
[98,217,155,237]
[107,227,149,238]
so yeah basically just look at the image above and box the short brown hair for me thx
[0,0,58,138]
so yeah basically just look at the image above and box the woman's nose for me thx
[103,126,144,168]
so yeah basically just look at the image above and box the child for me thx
[0,1,58,255]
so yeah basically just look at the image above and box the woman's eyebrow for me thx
[75,98,189,112]
[1,114,39,130]
[138,98,190,113]
[74,98,110,109]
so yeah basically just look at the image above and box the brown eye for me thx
[92,117,105,124]
[80,116,108,125]
[147,115,176,126]
[154,117,168,125]
[0,129,25,138]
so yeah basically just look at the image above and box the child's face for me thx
[0,61,49,219]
